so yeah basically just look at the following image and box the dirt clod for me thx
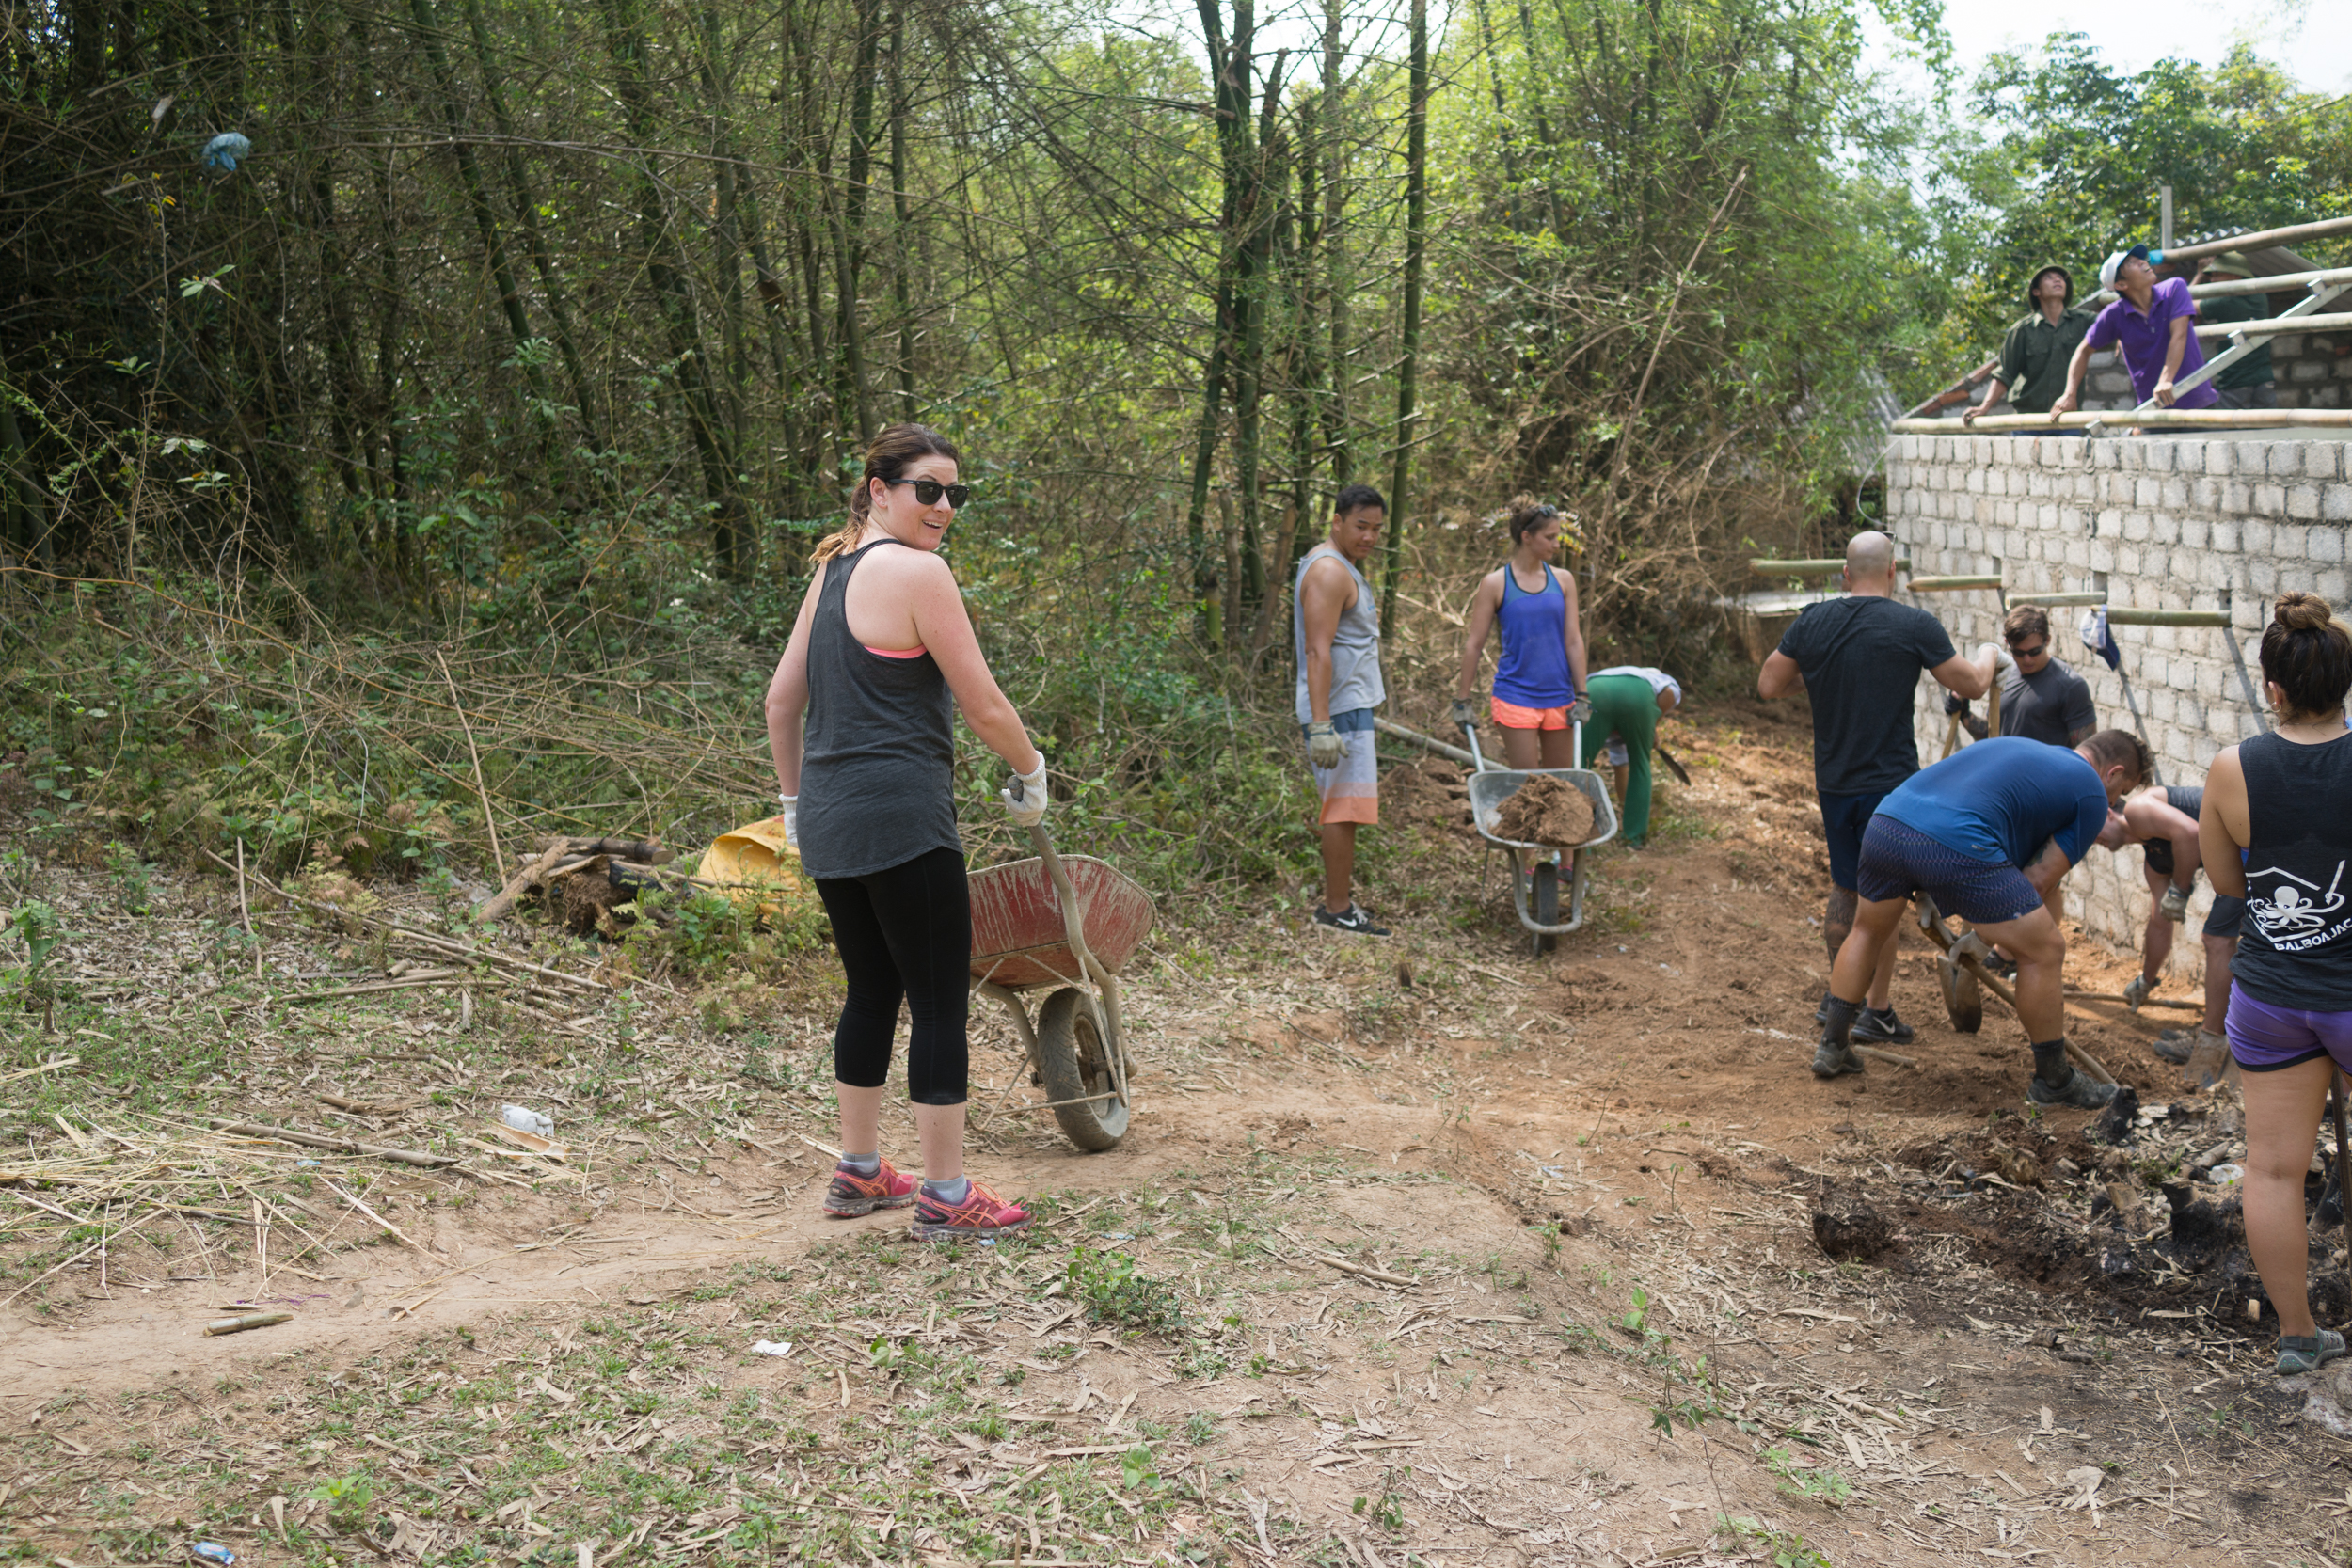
[1490,774,1595,846]
[1812,1203,1899,1262]
[2089,1083,2141,1145]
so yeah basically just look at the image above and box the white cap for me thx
[2098,244,2153,290]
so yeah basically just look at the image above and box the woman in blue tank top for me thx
[1451,499,1589,769]
[2201,592,2352,1375]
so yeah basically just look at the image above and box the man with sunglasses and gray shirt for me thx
[1950,605,2097,749]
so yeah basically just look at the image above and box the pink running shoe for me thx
[909,1180,1030,1243]
[823,1158,917,1217]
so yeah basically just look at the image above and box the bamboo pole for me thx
[2104,609,2233,627]
[2194,311,2352,340]
[2160,214,2352,263]
[1906,575,2005,592]
[1893,408,2352,435]
[2007,591,2107,608]
[1749,557,1910,576]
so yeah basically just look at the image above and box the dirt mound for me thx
[1490,774,1594,846]
[1813,1204,1900,1262]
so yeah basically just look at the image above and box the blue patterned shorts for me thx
[1855,816,2044,926]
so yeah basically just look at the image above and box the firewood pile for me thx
[472,836,691,936]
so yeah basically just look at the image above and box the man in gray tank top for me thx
[1295,483,1390,935]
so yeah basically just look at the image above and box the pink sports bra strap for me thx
[864,643,928,659]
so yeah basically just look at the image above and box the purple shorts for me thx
[2226,990,2352,1075]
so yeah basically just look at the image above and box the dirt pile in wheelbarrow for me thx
[1489,774,1594,846]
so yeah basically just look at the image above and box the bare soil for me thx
[1487,776,1594,848]
[5,695,2348,1568]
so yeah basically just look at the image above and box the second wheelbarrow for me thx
[1459,721,1617,956]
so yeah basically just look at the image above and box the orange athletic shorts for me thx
[1490,696,1568,730]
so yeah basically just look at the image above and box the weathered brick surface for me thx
[1883,434,2351,975]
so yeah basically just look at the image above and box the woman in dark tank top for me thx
[2201,592,2352,1375]
[764,424,1049,1243]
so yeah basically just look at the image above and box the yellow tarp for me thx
[697,816,814,925]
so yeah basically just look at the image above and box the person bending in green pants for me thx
[1581,667,1681,847]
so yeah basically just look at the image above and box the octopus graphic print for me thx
[2248,859,2352,954]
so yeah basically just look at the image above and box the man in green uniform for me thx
[2195,252,2278,412]
[1963,265,2094,425]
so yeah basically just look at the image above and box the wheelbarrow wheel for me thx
[1037,987,1128,1151]
[1530,860,1559,955]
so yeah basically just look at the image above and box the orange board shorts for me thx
[1305,709,1379,826]
[1490,696,1569,731]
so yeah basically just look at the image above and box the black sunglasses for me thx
[886,477,970,509]
[2010,641,2049,658]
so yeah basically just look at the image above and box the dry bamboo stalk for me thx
[203,1117,455,1168]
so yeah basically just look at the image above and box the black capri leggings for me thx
[813,846,970,1106]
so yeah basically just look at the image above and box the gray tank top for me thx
[797,539,962,879]
[1293,542,1385,723]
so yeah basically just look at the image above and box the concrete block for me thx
[2291,484,2324,521]
[2160,479,2189,512]
[2095,508,2122,537]
[2268,442,2309,477]
[2198,553,2231,590]
[2306,444,2344,481]
[2251,558,2280,594]
[2257,482,2288,515]
[2153,510,2182,545]
[2181,516,2208,549]
[2090,539,2116,572]
[2225,481,2254,511]
[2118,545,2143,577]
[2133,477,2158,509]
[2314,526,2345,562]
[2321,567,2350,603]
[2212,519,2239,552]
[2191,477,2222,510]
[2276,524,2307,557]
[2065,538,2091,568]
[2293,361,2331,384]
[2094,442,2122,470]
[2244,518,2272,555]
[2326,485,2352,524]
[2123,511,2152,543]
[2121,443,2146,472]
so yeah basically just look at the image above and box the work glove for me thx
[777,793,798,850]
[1567,695,1593,725]
[2160,882,2190,923]
[1943,692,1970,718]
[1306,721,1348,771]
[2122,974,2153,1011]
[1449,697,1478,731]
[1001,756,1049,829]
[1979,641,2015,672]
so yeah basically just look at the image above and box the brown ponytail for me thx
[2260,591,2352,720]
[811,422,964,565]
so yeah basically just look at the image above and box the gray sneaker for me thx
[1811,1040,1866,1079]
[2027,1069,2119,1110]
[2278,1329,2347,1376]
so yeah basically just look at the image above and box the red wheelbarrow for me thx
[968,822,1154,1151]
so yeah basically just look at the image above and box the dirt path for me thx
[3,699,2344,1568]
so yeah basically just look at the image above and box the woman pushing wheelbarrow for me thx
[764,423,1043,1243]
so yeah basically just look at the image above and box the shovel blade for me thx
[1939,953,1983,1034]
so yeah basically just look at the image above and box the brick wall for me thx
[1883,430,2352,976]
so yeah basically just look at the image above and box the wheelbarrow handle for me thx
[1460,719,1586,771]
[1010,776,1132,1107]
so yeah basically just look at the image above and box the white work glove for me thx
[777,793,798,850]
[1306,721,1347,771]
[1001,756,1049,829]
[1567,694,1593,725]
[1449,696,1478,731]
[1979,641,2015,673]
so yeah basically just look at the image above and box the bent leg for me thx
[1830,895,1909,1005]
[2141,865,2174,986]
[1969,904,2067,1043]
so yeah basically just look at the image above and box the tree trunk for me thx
[1184,0,1256,641]
[1380,0,1428,629]
[836,0,882,440]
[888,0,917,416]
[458,0,605,459]
[596,0,747,577]
[1319,0,1352,486]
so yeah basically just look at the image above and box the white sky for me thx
[1880,0,2351,97]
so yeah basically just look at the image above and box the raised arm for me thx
[2047,337,2097,419]
[1930,642,2000,702]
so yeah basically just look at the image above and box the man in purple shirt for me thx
[2049,244,2219,415]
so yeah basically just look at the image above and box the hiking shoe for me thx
[910,1180,1031,1243]
[2027,1068,2119,1110]
[823,1158,917,1218]
[1314,903,1391,937]
[1811,1040,1867,1079]
[2152,1028,2196,1065]
[2122,975,2153,1011]
[2277,1329,2346,1376]
[1852,1006,1915,1045]
[2160,884,2190,923]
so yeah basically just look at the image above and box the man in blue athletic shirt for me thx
[1814,731,2148,1109]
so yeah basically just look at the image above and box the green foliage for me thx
[1065,1246,1185,1337]
[301,1473,376,1535]
[1764,1446,1857,1506]
[3,900,66,1014]
[1933,40,2352,367]
[1715,1515,1833,1568]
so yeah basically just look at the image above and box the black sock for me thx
[1820,996,1862,1047]
[2031,1038,2072,1085]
